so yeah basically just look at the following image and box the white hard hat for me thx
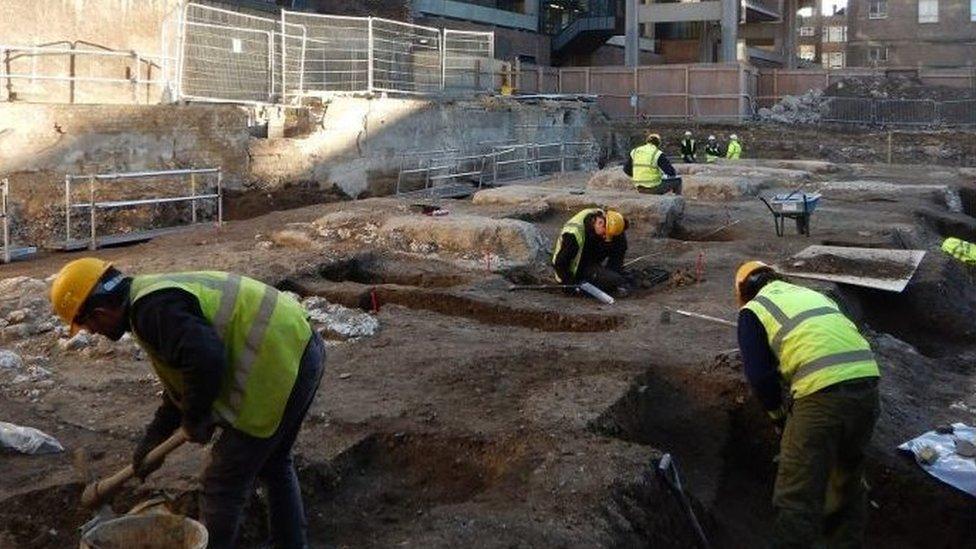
[730,134,738,140]
[684,131,692,136]
[708,135,716,140]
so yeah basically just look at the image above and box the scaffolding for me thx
[62,168,222,251]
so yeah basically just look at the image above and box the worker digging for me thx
[49,258,325,549]
[735,261,881,548]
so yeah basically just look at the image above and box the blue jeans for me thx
[202,333,326,549]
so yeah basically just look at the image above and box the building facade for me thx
[796,0,847,68]
[847,0,976,67]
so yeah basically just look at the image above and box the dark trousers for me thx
[636,177,682,195]
[203,333,326,549]
[579,264,629,295]
[682,154,695,163]
[772,377,880,549]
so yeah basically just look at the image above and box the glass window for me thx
[869,0,888,18]
[799,26,815,36]
[868,46,888,63]
[828,52,845,68]
[971,0,975,20]
[918,0,938,23]
[799,45,817,61]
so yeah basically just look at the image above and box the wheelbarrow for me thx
[759,191,822,237]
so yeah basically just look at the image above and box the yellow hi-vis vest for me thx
[726,139,742,160]
[130,272,313,438]
[942,237,976,266]
[742,280,879,399]
[551,208,603,282]
[631,143,664,189]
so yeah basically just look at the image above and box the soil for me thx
[825,75,976,101]
[0,160,974,548]
[789,253,915,280]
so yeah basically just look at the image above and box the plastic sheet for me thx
[898,423,976,497]
[0,421,64,455]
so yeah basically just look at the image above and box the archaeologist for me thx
[734,261,880,548]
[726,134,742,160]
[941,236,976,266]
[552,208,632,297]
[680,131,697,163]
[627,132,681,195]
[50,258,325,549]
[705,135,721,163]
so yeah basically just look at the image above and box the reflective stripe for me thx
[212,274,241,336]
[224,284,279,417]
[753,295,842,353]
[792,350,876,382]
[771,306,840,351]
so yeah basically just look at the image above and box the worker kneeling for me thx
[735,261,880,548]
[51,258,325,549]
[552,208,633,298]
[629,132,682,195]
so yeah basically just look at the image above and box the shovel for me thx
[80,430,188,510]
[656,453,710,549]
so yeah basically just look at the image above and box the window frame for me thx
[918,0,939,23]
[869,0,888,19]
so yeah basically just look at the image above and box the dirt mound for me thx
[825,75,975,101]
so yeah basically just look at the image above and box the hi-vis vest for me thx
[942,237,976,266]
[726,139,742,160]
[743,280,879,399]
[630,143,664,188]
[705,144,720,163]
[551,208,602,282]
[130,272,313,438]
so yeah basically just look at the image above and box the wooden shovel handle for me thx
[81,430,188,509]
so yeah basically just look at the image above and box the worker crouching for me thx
[628,132,682,195]
[552,208,633,298]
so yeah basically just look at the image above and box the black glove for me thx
[133,396,181,480]
[181,416,216,445]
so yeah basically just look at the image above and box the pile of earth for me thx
[825,75,976,101]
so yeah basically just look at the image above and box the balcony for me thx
[743,0,780,23]
[545,0,622,61]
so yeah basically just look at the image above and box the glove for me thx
[768,407,787,434]
[181,416,216,445]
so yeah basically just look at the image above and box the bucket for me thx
[79,514,207,549]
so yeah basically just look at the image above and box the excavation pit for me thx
[294,433,539,547]
[283,276,624,333]
[315,254,474,288]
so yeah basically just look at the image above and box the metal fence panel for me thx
[282,11,369,97]
[939,99,976,127]
[443,30,493,92]
[877,99,937,126]
[822,97,875,124]
[370,18,442,95]
[181,4,279,103]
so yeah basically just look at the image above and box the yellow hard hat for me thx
[605,210,625,240]
[50,257,112,335]
[646,132,661,143]
[734,260,772,306]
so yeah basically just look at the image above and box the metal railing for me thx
[174,3,495,105]
[1,178,8,263]
[822,97,976,127]
[0,43,165,103]
[395,140,599,197]
[64,168,222,251]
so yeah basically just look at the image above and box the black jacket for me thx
[552,222,627,284]
[127,283,227,435]
[680,138,696,156]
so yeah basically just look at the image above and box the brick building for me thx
[796,0,848,68]
[847,0,976,67]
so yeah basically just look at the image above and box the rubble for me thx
[757,89,827,124]
[302,296,379,341]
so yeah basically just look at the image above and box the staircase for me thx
[548,0,622,62]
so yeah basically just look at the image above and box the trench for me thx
[281,256,623,333]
